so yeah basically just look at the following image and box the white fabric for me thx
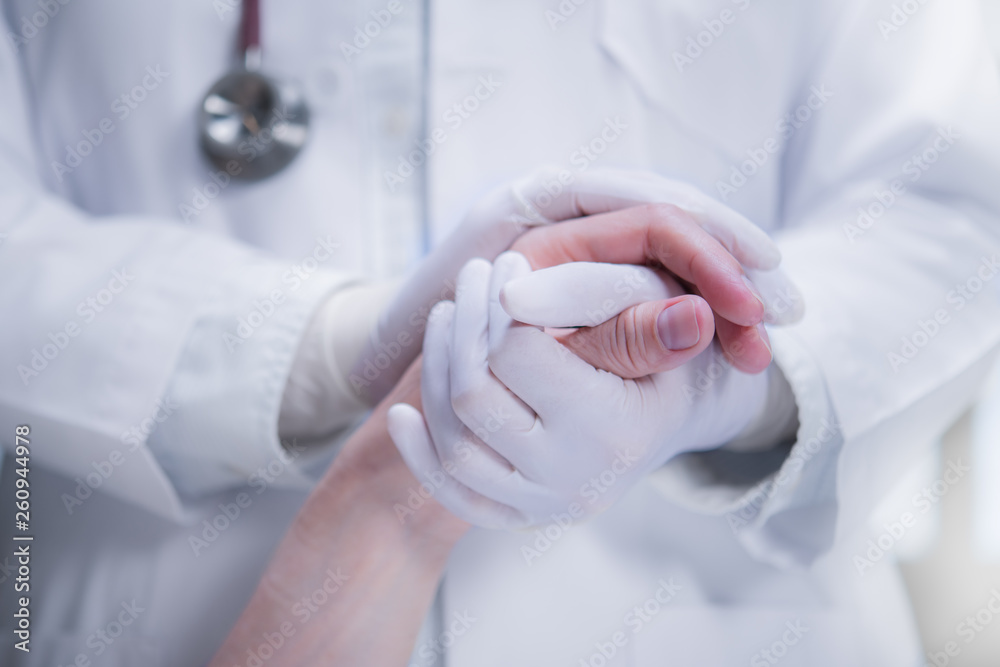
[972,359,1000,560]
[0,0,997,664]
[425,0,1000,664]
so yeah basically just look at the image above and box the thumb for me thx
[557,296,716,379]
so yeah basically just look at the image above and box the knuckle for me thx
[609,309,646,377]
[639,203,687,264]
[642,201,684,221]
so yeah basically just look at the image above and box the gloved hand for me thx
[387,252,774,529]
[280,167,798,440]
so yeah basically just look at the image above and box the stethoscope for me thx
[198,0,310,181]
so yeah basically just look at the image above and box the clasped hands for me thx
[209,168,805,666]
[385,168,803,530]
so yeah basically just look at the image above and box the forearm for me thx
[212,365,468,666]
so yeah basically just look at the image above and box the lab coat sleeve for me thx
[650,0,1000,568]
[0,14,356,523]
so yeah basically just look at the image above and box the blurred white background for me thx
[875,4,1000,665]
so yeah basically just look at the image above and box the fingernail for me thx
[742,274,766,311]
[657,301,701,351]
[757,322,773,361]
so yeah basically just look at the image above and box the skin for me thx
[538,271,719,380]
[209,361,470,667]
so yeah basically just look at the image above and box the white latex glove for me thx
[502,260,800,448]
[387,253,770,529]
[281,167,798,440]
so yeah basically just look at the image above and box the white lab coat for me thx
[2,0,1000,664]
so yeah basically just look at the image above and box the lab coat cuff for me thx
[232,269,358,491]
[649,327,844,568]
[146,266,356,500]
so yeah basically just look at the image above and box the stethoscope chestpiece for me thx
[199,70,309,181]
[197,0,310,181]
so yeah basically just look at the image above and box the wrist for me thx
[328,416,470,555]
[302,360,470,557]
[278,281,398,441]
[213,360,465,667]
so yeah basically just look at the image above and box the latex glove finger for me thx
[510,204,765,327]
[515,168,781,270]
[386,403,528,530]
[487,252,620,415]
[449,259,536,432]
[747,266,806,325]
[501,261,805,328]
[422,302,516,480]
[421,301,552,504]
[499,262,678,328]
[442,259,555,480]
